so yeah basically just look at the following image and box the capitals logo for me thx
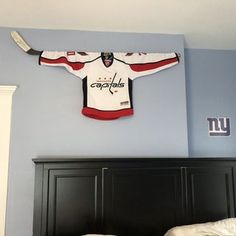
[90,73,125,94]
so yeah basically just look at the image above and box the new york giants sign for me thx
[207,117,230,136]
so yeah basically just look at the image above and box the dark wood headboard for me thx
[32,158,236,236]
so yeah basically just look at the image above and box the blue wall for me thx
[0,27,187,236]
[185,49,236,157]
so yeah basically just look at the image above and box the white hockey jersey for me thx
[39,51,179,120]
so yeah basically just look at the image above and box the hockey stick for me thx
[11,31,181,59]
[11,31,41,55]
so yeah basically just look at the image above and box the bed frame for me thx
[32,157,236,236]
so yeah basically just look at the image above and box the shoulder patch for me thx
[125,53,133,56]
[77,52,88,56]
[67,51,76,56]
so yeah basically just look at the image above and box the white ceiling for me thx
[1,0,236,50]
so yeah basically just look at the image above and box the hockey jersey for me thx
[39,51,179,120]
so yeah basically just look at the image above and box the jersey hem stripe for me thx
[82,107,133,120]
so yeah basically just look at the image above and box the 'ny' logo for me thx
[207,117,230,136]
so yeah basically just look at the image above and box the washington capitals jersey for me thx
[39,51,179,120]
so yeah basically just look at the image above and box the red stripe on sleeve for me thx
[129,57,178,72]
[40,57,84,70]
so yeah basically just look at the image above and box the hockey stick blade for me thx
[11,31,41,55]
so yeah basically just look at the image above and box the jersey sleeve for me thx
[39,51,87,79]
[121,52,180,80]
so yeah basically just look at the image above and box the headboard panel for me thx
[33,158,236,236]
